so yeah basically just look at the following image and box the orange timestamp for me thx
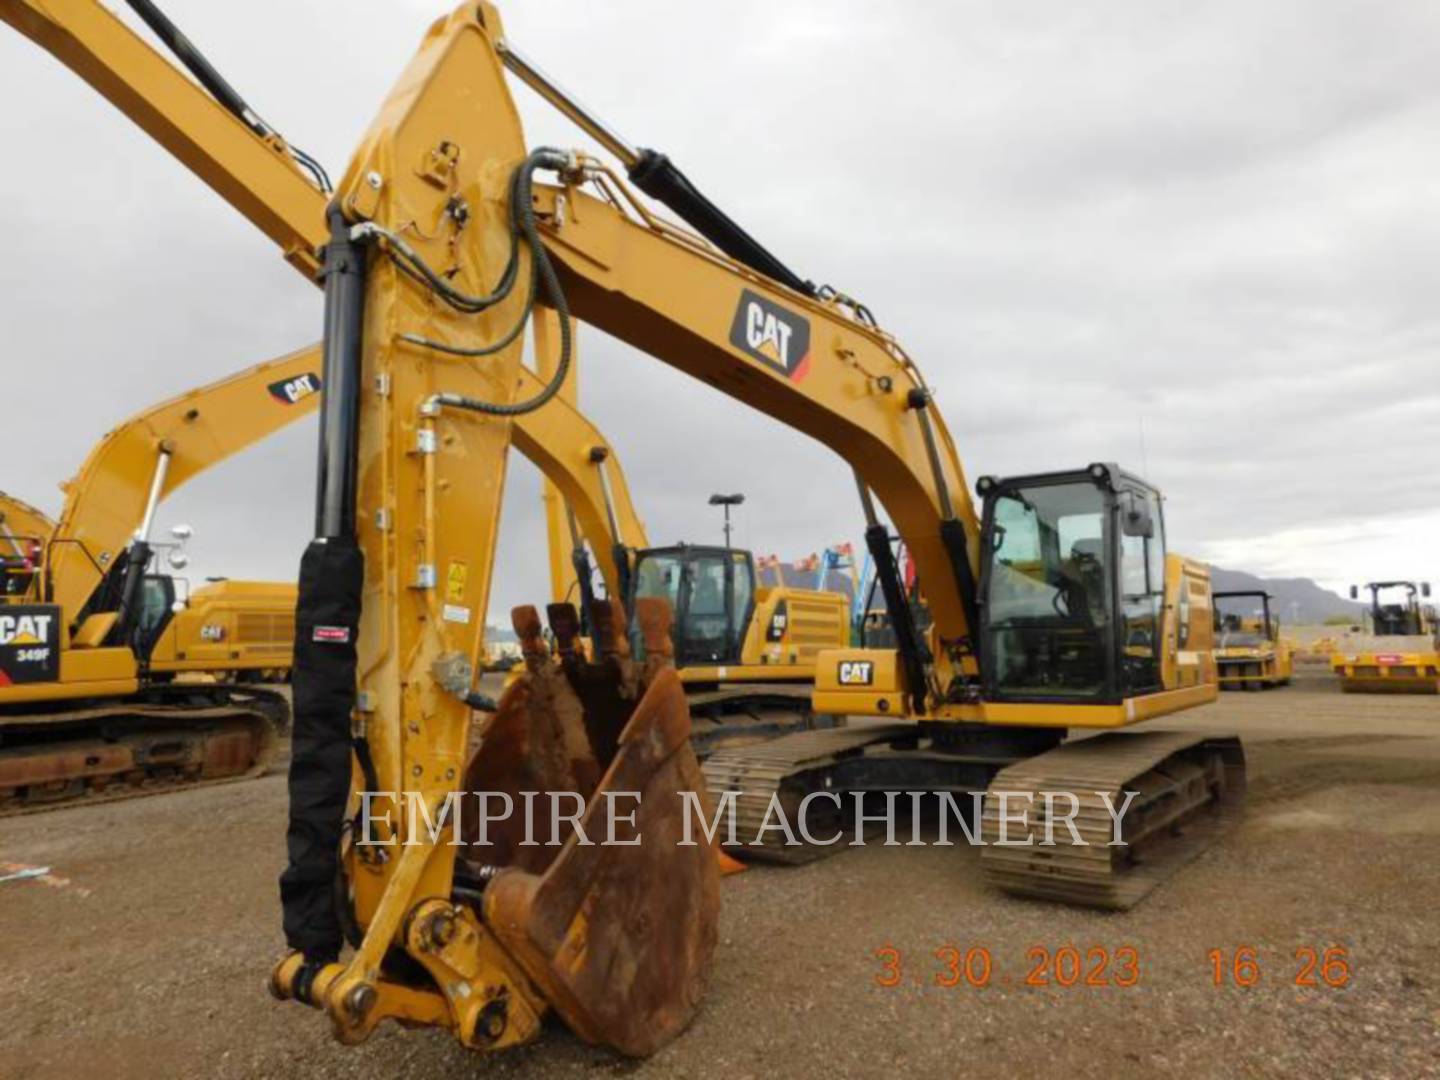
[1207,946,1351,988]
[873,944,1142,989]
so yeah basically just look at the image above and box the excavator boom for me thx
[0,0,651,605]
[0,0,325,275]
[37,347,320,630]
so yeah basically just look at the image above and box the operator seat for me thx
[1059,538,1107,627]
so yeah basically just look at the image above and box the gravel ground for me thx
[1,672,1437,1078]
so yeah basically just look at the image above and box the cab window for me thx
[984,482,1110,698]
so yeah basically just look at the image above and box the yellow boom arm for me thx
[0,0,324,277]
[263,5,980,1048]
[0,0,648,608]
[310,5,981,692]
[0,491,53,556]
[37,347,321,627]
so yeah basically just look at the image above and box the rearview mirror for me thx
[1349,585,1358,600]
[1424,582,1432,598]
[1120,492,1153,539]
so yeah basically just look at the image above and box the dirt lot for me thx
[2,672,1437,1078]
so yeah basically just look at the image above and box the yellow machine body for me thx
[1331,581,1440,694]
[1332,651,1440,694]
[4,0,1247,1058]
[0,349,320,696]
[1216,637,1295,688]
[148,580,298,676]
[816,554,1218,724]
[535,397,851,693]
[1212,589,1294,690]
[720,583,851,680]
[0,349,322,808]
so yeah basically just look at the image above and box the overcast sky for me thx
[2,0,1437,619]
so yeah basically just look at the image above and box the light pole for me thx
[708,493,744,548]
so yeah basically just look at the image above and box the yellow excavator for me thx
[0,349,322,811]
[548,491,849,685]
[1212,589,1293,690]
[3,489,297,687]
[0,309,817,817]
[543,466,850,752]
[6,0,1242,1058]
[1332,580,1440,693]
[0,318,745,814]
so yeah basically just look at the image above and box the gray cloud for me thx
[1,0,1436,619]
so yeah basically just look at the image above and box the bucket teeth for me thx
[483,665,718,1057]
[459,610,598,873]
[634,596,674,677]
[558,598,640,771]
[588,596,632,662]
[512,604,549,672]
[457,596,717,1056]
[546,602,582,661]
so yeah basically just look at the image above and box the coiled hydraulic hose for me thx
[355,148,574,417]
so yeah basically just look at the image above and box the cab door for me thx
[1116,488,1165,694]
[133,575,178,662]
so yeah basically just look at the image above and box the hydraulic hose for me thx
[387,147,575,417]
[122,0,332,191]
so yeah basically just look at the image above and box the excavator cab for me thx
[976,463,1166,703]
[629,545,756,666]
[132,574,181,660]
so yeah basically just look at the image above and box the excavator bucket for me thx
[461,598,719,1057]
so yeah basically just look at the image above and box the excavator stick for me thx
[478,599,719,1056]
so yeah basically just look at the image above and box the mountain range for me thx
[1207,566,1362,624]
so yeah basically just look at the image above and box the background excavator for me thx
[6,0,1242,1060]
[1212,589,1293,690]
[543,450,850,753]
[0,348,322,811]
[0,305,802,815]
[1332,580,1439,693]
